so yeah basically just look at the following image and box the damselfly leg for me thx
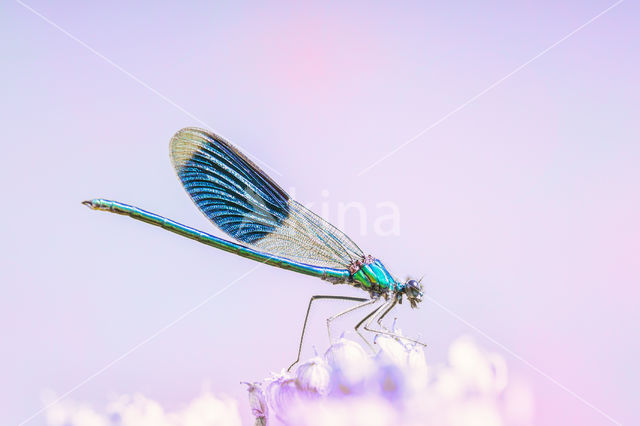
[326,297,379,349]
[354,300,390,347]
[363,299,427,347]
[288,295,369,372]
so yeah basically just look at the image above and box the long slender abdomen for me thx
[82,198,351,283]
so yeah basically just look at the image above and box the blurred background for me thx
[2,1,638,425]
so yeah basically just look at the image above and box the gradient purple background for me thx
[2,1,638,425]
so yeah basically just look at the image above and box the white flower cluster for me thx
[246,335,534,426]
[44,391,242,426]
[40,336,532,426]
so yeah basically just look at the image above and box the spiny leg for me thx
[288,295,369,372]
[354,301,391,349]
[364,300,426,346]
[326,297,379,349]
[368,328,426,346]
[375,299,398,329]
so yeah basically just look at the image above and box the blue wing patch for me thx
[170,127,364,269]
[171,128,289,244]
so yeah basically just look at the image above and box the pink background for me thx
[2,1,638,425]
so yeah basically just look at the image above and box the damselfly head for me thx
[402,279,423,308]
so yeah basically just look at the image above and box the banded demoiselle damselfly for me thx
[84,128,424,369]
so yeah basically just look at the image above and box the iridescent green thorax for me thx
[350,256,397,294]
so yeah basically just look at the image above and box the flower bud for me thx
[375,334,409,369]
[243,382,268,424]
[265,374,299,423]
[324,338,373,395]
[295,356,331,397]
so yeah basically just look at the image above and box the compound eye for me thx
[405,280,419,297]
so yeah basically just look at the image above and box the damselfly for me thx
[84,128,424,370]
